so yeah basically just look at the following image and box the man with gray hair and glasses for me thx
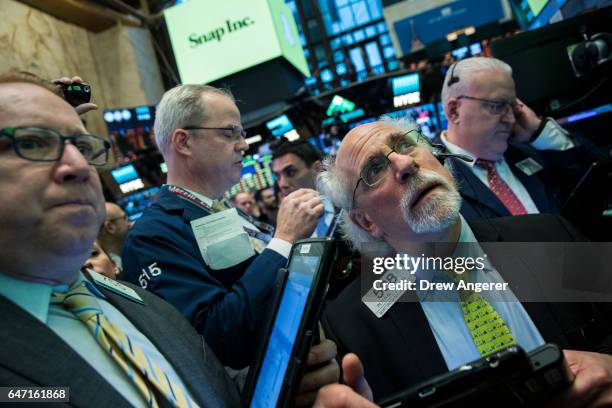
[439,56,603,221]
[122,84,340,405]
[317,117,612,406]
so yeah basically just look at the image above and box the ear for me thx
[105,220,117,235]
[350,210,383,238]
[311,160,322,172]
[447,99,461,124]
[171,129,192,157]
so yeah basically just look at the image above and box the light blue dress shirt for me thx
[312,195,337,238]
[0,271,195,407]
[417,216,546,370]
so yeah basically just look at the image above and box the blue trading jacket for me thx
[122,186,287,369]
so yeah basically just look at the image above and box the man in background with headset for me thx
[439,56,604,221]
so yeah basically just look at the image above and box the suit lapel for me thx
[470,221,569,346]
[97,285,224,408]
[505,147,552,213]
[0,295,131,407]
[450,158,510,217]
[387,300,447,379]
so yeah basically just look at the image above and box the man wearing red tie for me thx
[439,57,602,220]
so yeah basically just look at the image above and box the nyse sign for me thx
[189,17,255,47]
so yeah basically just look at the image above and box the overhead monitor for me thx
[470,42,484,56]
[326,95,356,117]
[390,72,420,108]
[103,105,156,161]
[266,114,294,137]
[111,165,145,194]
[164,0,309,84]
[227,154,274,197]
[384,103,440,139]
[451,46,469,60]
[117,186,161,221]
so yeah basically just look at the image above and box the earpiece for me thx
[431,143,474,165]
[446,62,460,87]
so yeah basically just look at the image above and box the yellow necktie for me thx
[211,199,227,212]
[52,281,199,408]
[455,277,517,356]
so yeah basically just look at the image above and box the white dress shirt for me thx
[441,119,574,213]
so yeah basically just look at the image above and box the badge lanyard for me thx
[166,185,275,241]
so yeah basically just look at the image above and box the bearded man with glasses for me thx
[438,57,604,221]
[317,118,612,407]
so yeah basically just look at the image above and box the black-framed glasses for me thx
[457,95,517,116]
[351,129,437,209]
[0,127,110,166]
[183,125,246,142]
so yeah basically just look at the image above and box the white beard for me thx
[400,170,462,234]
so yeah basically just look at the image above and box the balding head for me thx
[318,118,461,252]
[98,202,131,255]
[0,73,105,284]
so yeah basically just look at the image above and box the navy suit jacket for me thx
[122,186,287,368]
[449,143,558,220]
[322,215,612,401]
[0,278,240,407]
[446,138,604,222]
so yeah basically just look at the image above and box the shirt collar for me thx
[414,215,494,301]
[440,131,478,169]
[0,270,105,323]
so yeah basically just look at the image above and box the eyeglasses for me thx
[0,127,111,166]
[456,95,517,116]
[351,129,436,209]
[183,125,246,142]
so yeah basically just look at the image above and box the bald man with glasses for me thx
[439,57,604,221]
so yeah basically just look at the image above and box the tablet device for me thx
[243,237,337,408]
[378,343,572,408]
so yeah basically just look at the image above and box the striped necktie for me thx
[212,199,227,213]
[51,281,199,408]
[456,277,517,356]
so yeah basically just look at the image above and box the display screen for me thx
[384,103,441,139]
[116,186,161,221]
[250,253,320,408]
[227,154,274,197]
[391,73,420,96]
[111,165,139,184]
[164,0,308,84]
[390,73,420,108]
[103,105,156,161]
[511,0,570,30]
[470,42,483,56]
[266,114,294,137]
[326,95,356,117]
[437,101,449,130]
[451,46,469,60]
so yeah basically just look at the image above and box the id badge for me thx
[191,209,257,270]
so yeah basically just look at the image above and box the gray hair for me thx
[153,84,234,156]
[440,57,513,116]
[316,116,430,252]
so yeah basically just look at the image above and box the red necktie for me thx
[475,159,528,215]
